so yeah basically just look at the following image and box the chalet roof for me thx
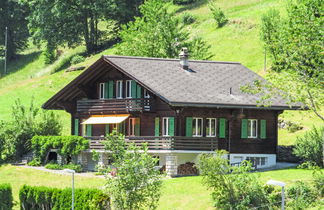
[43,55,301,110]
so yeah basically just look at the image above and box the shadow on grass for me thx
[176,0,209,13]
[0,51,42,78]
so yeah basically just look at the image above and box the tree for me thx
[117,0,212,60]
[209,1,228,28]
[257,0,324,121]
[0,0,29,60]
[0,98,62,161]
[27,0,142,57]
[198,150,277,209]
[104,132,162,209]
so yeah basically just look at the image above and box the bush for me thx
[181,12,196,25]
[287,181,317,209]
[198,150,275,209]
[31,136,89,164]
[173,0,198,5]
[0,184,13,210]
[70,55,85,65]
[293,126,323,167]
[209,2,228,28]
[19,185,110,210]
[312,169,324,197]
[45,163,62,170]
[27,158,41,166]
[63,163,83,173]
[43,45,56,64]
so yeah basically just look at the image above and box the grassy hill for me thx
[0,0,322,143]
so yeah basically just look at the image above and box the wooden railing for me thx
[88,136,218,151]
[77,98,154,113]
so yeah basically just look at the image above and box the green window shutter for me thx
[155,117,160,136]
[86,124,92,137]
[74,119,79,135]
[131,80,137,98]
[260,120,267,139]
[168,117,175,136]
[108,80,114,99]
[104,83,109,99]
[134,118,140,136]
[241,119,248,138]
[136,84,142,98]
[219,118,226,138]
[105,124,110,135]
[185,117,193,137]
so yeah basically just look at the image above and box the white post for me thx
[266,180,286,210]
[63,169,75,210]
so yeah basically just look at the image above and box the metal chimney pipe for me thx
[179,48,189,70]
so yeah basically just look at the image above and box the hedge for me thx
[31,136,89,164]
[19,185,110,210]
[0,184,13,210]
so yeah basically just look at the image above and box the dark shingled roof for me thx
[43,55,301,110]
[103,55,297,109]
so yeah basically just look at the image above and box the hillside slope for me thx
[0,0,321,143]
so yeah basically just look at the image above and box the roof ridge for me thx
[103,55,241,65]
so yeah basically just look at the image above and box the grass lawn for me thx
[0,165,321,210]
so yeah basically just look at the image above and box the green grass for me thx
[0,165,321,210]
[0,0,322,140]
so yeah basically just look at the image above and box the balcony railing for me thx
[87,136,218,151]
[77,98,154,113]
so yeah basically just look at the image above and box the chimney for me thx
[179,47,189,70]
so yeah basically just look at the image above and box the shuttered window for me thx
[186,117,193,137]
[241,119,248,138]
[192,118,203,137]
[116,80,123,99]
[219,118,226,138]
[162,117,175,136]
[74,119,79,135]
[206,118,217,137]
[155,117,160,136]
[260,120,266,139]
[99,83,105,99]
[126,80,132,98]
[242,119,258,138]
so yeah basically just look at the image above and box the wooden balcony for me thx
[77,98,154,113]
[87,136,218,151]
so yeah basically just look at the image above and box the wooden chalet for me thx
[43,48,300,175]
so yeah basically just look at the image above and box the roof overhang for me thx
[81,114,130,125]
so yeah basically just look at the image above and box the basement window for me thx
[246,157,267,166]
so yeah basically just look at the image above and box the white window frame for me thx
[116,80,123,99]
[248,119,258,138]
[99,83,105,99]
[126,80,132,98]
[144,89,150,98]
[162,117,170,136]
[192,117,203,137]
[206,118,217,137]
[128,118,136,136]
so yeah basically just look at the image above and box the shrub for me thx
[312,169,324,197]
[287,181,316,209]
[63,163,83,173]
[43,44,56,64]
[70,55,85,65]
[45,163,62,170]
[181,12,196,25]
[0,184,13,210]
[173,0,198,5]
[27,158,41,166]
[293,126,323,167]
[19,185,110,210]
[198,150,275,209]
[31,136,89,164]
[209,1,228,28]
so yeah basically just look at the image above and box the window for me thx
[116,80,123,99]
[128,118,136,136]
[192,118,203,137]
[248,119,258,138]
[246,157,267,166]
[144,89,150,98]
[206,118,217,137]
[162,117,169,136]
[99,83,105,99]
[126,80,132,98]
